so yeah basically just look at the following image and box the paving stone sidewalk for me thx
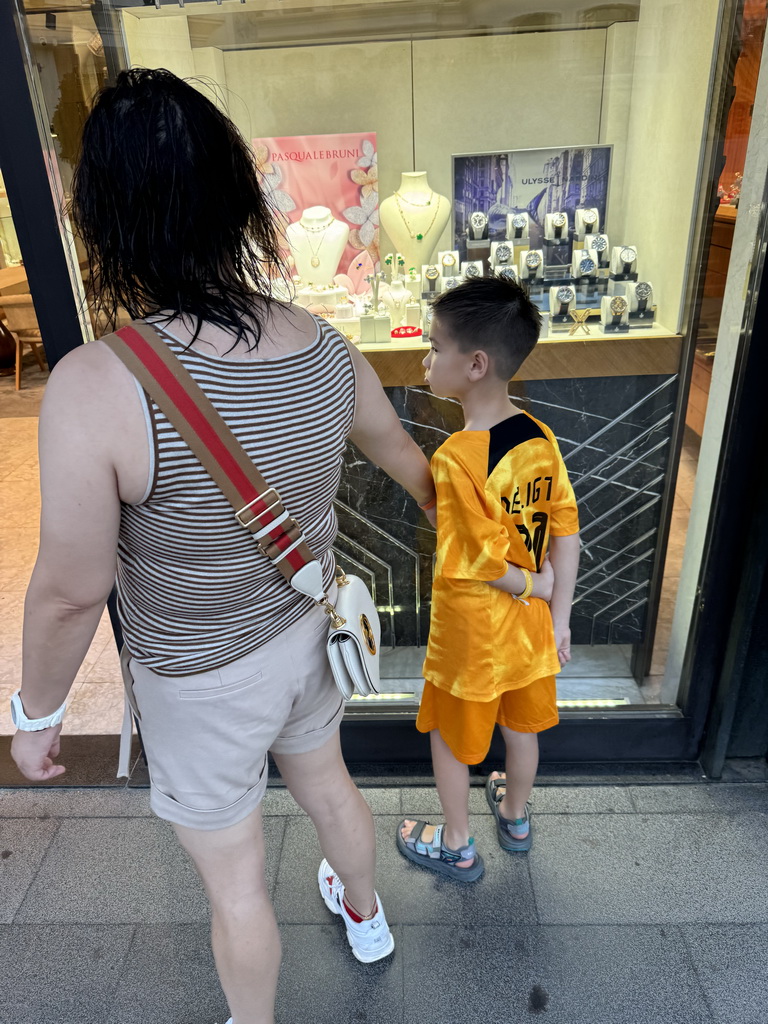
[1,780,766,1024]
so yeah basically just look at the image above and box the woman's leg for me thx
[272,730,376,916]
[174,806,280,1024]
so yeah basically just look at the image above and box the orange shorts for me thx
[416,676,559,765]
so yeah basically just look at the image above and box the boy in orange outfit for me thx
[398,276,580,881]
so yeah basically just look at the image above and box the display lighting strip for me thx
[348,694,632,709]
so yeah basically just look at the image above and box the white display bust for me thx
[286,206,349,286]
[380,279,410,329]
[380,172,450,273]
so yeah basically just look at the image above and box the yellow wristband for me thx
[517,567,533,601]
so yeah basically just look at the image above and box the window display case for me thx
[6,0,766,761]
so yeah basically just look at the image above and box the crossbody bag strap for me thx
[102,321,333,610]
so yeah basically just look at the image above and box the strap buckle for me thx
[235,488,281,528]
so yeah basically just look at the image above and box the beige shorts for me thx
[121,598,344,831]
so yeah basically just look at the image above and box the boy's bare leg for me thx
[400,728,475,867]
[491,726,539,821]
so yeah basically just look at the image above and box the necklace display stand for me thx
[381,279,410,329]
[380,172,450,272]
[287,206,349,286]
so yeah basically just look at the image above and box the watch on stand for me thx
[578,256,596,279]
[469,211,488,240]
[579,208,599,235]
[550,212,567,240]
[465,262,481,279]
[524,250,542,281]
[443,276,460,290]
[633,281,653,316]
[554,285,575,316]
[620,246,637,274]
[424,265,440,292]
[590,234,609,265]
[441,253,457,277]
[609,295,628,326]
[498,266,518,283]
[494,242,512,266]
[510,213,528,240]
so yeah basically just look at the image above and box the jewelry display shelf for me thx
[358,324,681,387]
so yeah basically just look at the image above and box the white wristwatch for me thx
[10,690,67,731]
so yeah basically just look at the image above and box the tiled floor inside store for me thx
[0,354,699,734]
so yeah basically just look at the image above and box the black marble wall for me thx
[333,373,679,648]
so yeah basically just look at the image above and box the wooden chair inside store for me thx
[1,293,48,390]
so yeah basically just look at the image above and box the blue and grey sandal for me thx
[396,819,485,882]
[485,776,532,852]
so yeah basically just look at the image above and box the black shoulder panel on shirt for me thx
[488,415,548,478]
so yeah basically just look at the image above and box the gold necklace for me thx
[300,218,333,267]
[393,191,441,241]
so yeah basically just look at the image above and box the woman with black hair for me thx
[11,69,436,1024]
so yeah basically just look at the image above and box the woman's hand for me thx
[11,725,66,782]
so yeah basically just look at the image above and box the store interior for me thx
[1,0,764,734]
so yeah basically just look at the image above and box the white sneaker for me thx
[317,858,395,964]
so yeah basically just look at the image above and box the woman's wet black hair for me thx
[71,68,287,349]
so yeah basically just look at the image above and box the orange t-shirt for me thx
[422,411,579,701]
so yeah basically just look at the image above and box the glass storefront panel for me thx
[3,0,767,746]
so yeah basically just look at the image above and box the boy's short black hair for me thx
[430,276,542,380]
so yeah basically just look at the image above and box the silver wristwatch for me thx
[10,690,67,731]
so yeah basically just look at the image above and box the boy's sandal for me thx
[485,776,533,852]
[396,818,485,882]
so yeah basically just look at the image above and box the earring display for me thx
[469,211,488,240]
[462,260,483,279]
[601,294,629,331]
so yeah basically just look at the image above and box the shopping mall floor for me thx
[0,764,767,1023]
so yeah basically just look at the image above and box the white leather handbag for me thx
[326,571,382,699]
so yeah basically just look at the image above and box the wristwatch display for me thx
[590,234,609,262]
[524,250,542,279]
[441,253,457,275]
[551,212,567,239]
[610,295,628,325]
[495,243,512,265]
[469,211,488,239]
[581,208,598,234]
[443,276,460,289]
[634,281,653,315]
[424,265,440,291]
[499,266,518,282]
[578,257,596,277]
[555,285,576,316]
[620,246,637,274]
[465,262,481,279]
[511,213,528,239]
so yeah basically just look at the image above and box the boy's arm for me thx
[488,558,553,601]
[548,533,580,665]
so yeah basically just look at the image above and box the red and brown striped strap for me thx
[102,322,318,585]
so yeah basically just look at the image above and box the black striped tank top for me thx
[116,313,356,676]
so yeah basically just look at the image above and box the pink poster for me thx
[253,132,378,293]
